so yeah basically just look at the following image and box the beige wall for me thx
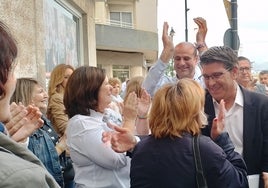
[97,50,146,78]
[135,0,157,32]
[0,0,97,87]
[95,0,158,79]
[95,2,107,23]
[0,1,45,84]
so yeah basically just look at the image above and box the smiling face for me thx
[173,42,198,79]
[202,62,237,104]
[31,84,48,113]
[97,76,113,112]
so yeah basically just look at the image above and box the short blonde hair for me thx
[108,77,122,87]
[149,78,207,138]
[11,78,39,106]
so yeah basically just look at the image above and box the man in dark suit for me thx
[200,46,268,188]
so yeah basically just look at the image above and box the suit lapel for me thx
[241,87,257,153]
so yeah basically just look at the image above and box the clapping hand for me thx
[160,22,174,63]
[122,92,138,133]
[102,91,141,152]
[194,17,208,53]
[136,88,151,135]
[194,17,207,44]
[5,102,43,142]
[102,125,136,153]
[137,88,151,118]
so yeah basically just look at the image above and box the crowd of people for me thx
[0,13,268,188]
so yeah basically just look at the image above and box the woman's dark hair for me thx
[64,66,106,118]
[0,21,18,97]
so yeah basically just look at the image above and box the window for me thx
[43,0,82,79]
[113,65,130,82]
[110,12,132,28]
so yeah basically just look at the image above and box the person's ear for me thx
[231,66,239,80]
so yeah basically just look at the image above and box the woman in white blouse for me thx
[64,66,139,188]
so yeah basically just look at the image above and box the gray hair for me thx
[259,70,268,75]
[200,46,238,70]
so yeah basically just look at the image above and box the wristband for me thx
[195,43,207,50]
[137,114,148,119]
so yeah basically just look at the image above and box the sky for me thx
[157,0,268,71]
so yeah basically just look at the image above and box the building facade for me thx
[95,0,158,81]
[0,0,158,86]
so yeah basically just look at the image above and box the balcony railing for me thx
[95,18,135,29]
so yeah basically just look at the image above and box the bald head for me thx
[174,42,198,58]
[173,42,199,79]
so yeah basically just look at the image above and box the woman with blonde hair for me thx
[124,76,150,135]
[131,79,248,187]
[11,78,66,187]
[47,64,75,188]
[104,78,248,188]
[47,64,74,136]
[107,77,123,116]
[124,76,144,100]
[108,77,123,103]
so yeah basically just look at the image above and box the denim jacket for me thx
[28,116,63,187]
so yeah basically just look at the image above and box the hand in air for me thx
[211,99,225,140]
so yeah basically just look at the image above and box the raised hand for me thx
[194,17,208,53]
[160,22,175,63]
[137,88,151,117]
[194,17,207,44]
[211,99,225,140]
[122,92,138,132]
[135,88,151,135]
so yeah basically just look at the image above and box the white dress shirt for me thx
[213,83,244,155]
[66,109,130,188]
[142,59,204,97]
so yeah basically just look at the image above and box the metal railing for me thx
[95,18,135,29]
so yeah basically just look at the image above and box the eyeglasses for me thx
[200,69,230,81]
[238,67,251,72]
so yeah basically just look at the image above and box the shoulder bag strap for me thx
[193,135,208,188]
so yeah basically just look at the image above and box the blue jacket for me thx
[130,133,248,188]
[28,116,63,187]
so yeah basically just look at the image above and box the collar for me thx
[89,109,104,119]
[235,84,244,107]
